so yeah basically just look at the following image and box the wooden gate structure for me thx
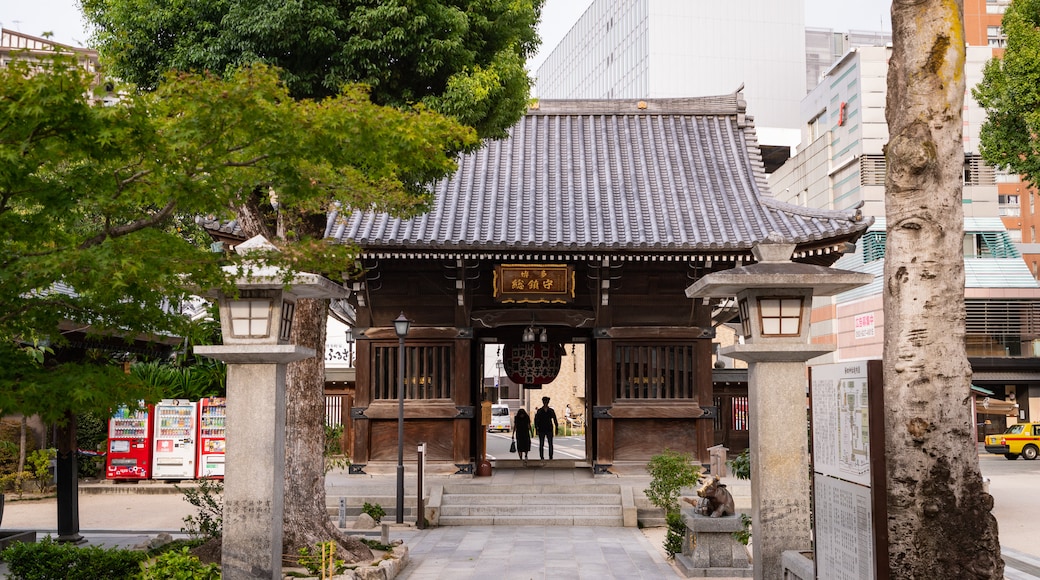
[331,94,870,474]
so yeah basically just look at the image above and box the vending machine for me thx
[197,397,227,478]
[106,402,152,480]
[152,398,197,480]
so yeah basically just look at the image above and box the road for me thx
[979,449,1040,555]
[484,430,587,461]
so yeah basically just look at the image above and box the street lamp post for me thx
[393,313,411,524]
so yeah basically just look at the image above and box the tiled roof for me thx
[328,94,871,259]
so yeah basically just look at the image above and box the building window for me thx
[808,113,824,143]
[372,344,454,400]
[614,344,697,400]
[987,0,1011,14]
[988,25,1007,47]
[758,297,804,336]
[999,194,1021,217]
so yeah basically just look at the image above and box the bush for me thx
[297,541,347,577]
[728,448,750,480]
[323,423,350,474]
[75,412,108,479]
[645,449,701,515]
[139,547,220,580]
[0,471,33,496]
[664,511,685,558]
[178,479,223,540]
[362,502,386,523]
[0,536,148,580]
[26,448,56,493]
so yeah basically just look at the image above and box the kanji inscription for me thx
[493,264,574,303]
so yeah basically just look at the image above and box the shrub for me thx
[75,412,108,479]
[297,541,347,577]
[0,536,147,580]
[728,448,750,480]
[362,502,386,523]
[178,479,223,540]
[323,423,350,474]
[26,448,56,493]
[139,547,220,580]
[734,513,752,546]
[664,511,685,558]
[0,471,33,496]
[644,449,701,515]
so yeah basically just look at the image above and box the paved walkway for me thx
[2,460,1039,579]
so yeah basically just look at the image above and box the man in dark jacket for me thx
[534,396,559,460]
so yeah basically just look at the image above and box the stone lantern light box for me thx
[686,236,874,360]
[198,235,349,363]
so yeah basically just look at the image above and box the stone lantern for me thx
[685,236,872,580]
[195,235,348,580]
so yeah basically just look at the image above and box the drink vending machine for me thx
[106,402,152,480]
[197,397,227,478]
[152,398,197,479]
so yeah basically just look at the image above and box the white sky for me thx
[4,0,891,64]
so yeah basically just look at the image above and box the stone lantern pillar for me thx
[685,237,871,580]
[195,236,348,580]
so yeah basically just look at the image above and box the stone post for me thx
[194,345,313,579]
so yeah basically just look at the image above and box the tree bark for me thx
[885,1,1002,577]
[282,297,372,562]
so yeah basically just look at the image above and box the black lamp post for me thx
[393,312,411,524]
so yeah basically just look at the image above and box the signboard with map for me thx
[810,360,889,580]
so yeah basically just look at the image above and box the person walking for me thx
[513,408,532,465]
[534,396,559,460]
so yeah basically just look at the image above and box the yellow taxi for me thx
[984,422,1040,460]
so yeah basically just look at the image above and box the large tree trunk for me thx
[282,297,372,562]
[884,1,1002,577]
[232,197,372,563]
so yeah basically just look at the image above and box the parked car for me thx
[984,422,1040,460]
[488,404,511,432]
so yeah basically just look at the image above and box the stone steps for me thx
[436,483,624,527]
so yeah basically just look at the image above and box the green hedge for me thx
[0,536,148,580]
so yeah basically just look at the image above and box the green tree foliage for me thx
[0,55,474,422]
[644,449,702,515]
[974,0,1040,188]
[83,0,544,138]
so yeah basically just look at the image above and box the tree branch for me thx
[78,199,178,249]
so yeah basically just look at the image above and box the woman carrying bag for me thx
[513,408,532,465]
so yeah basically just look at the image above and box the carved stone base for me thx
[674,508,752,578]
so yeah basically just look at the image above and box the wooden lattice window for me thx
[614,344,697,400]
[372,344,454,400]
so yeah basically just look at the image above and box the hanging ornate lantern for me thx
[502,342,564,389]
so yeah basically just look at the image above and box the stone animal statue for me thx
[693,475,735,517]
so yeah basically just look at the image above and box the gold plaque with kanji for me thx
[493,264,574,303]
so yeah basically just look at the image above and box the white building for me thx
[768,44,1040,428]
[534,0,807,168]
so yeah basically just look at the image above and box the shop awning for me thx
[974,396,1019,416]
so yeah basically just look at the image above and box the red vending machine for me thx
[197,397,227,478]
[106,402,152,480]
[152,398,198,480]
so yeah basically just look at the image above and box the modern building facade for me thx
[768,44,1040,430]
[534,0,807,170]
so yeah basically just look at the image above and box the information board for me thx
[810,360,887,580]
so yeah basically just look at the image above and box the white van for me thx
[489,404,512,432]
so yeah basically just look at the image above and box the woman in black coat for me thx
[513,408,532,464]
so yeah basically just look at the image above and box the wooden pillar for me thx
[594,337,614,469]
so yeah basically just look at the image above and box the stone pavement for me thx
[1,459,1039,579]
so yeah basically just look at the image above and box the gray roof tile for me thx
[326,94,871,258]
